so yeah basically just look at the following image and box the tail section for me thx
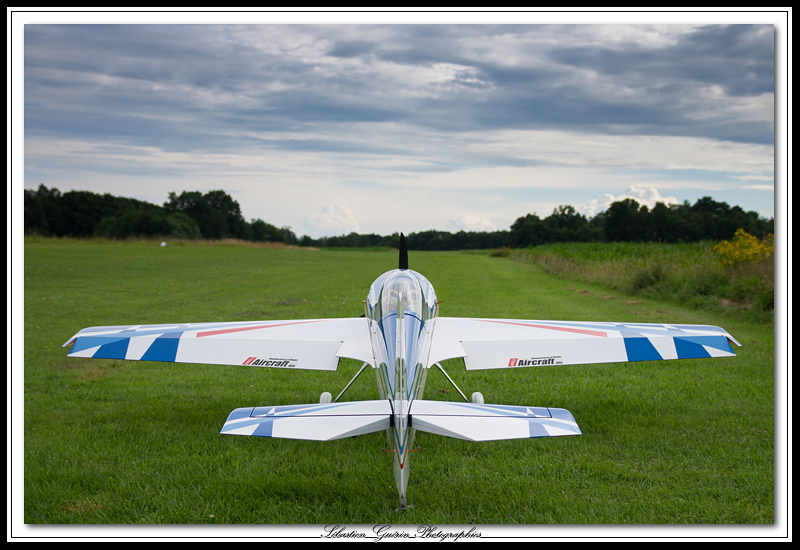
[221,398,581,442]
[221,400,392,441]
[409,400,581,441]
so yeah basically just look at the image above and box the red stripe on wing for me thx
[481,319,608,337]
[197,320,323,338]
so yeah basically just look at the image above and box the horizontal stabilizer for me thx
[63,318,374,371]
[410,400,581,441]
[220,400,392,441]
[429,318,740,369]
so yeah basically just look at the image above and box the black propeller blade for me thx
[399,233,408,270]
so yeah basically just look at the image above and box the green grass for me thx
[514,241,775,322]
[21,238,775,526]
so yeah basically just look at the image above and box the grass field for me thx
[19,238,777,531]
[512,241,775,322]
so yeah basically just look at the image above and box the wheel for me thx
[471,392,484,404]
[320,391,332,403]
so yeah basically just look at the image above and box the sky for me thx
[17,13,781,239]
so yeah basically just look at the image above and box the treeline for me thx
[322,200,772,249]
[24,184,773,249]
[317,230,509,250]
[24,185,302,245]
[507,200,773,248]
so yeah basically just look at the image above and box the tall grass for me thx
[513,241,774,321]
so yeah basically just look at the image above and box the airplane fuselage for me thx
[366,268,438,509]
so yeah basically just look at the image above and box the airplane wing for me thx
[410,400,581,441]
[62,318,374,371]
[429,318,740,370]
[221,400,392,440]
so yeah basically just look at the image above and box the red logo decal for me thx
[243,357,255,366]
[508,358,518,367]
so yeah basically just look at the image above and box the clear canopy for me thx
[380,271,423,320]
[368,269,437,323]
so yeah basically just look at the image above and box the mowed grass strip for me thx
[23,238,774,524]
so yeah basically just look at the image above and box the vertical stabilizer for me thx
[399,233,409,270]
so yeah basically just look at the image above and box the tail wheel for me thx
[471,392,484,404]
[320,392,332,403]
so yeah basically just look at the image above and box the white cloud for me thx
[742,184,775,191]
[579,187,679,217]
[305,205,360,235]
[448,213,497,232]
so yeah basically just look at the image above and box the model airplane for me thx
[63,235,740,510]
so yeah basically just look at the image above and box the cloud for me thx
[741,184,775,191]
[305,205,360,235]
[20,22,777,229]
[448,213,497,232]
[23,24,775,148]
[579,186,679,217]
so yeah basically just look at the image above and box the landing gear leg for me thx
[319,361,371,404]
[334,362,370,402]
[434,362,469,403]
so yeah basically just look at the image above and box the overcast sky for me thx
[18,14,779,238]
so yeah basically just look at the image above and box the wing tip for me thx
[62,336,77,348]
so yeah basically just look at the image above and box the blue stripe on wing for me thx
[140,332,182,362]
[674,335,734,358]
[70,336,130,358]
[621,334,735,362]
[623,336,664,361]
[93,337,130,359]
[69,332,183,362]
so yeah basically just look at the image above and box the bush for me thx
[714,229,774,267]
[94,209,200,239]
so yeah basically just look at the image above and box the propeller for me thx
[399,233,408,270]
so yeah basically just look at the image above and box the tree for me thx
[509,213,544,247]
[164,190,246,239]
[604,199,651,242]
[249,219,283,242]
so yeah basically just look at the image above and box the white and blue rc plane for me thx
[64,235,740,510]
